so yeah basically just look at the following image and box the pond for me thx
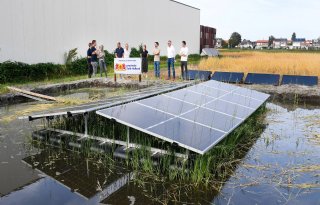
[0,90,319,204]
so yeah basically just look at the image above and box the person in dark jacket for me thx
[87,42,93,78]
[140,45,149,79]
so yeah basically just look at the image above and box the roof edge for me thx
[170,0,200,10]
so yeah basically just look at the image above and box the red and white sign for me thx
[114,58,142,75]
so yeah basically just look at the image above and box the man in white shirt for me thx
[167,40,176,80]
[124,43,130,58]
[179,41,189,80]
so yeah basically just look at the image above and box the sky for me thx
[178,0,320,41]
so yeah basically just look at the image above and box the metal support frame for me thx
[84,112,89,137]
[20,82,192,121]
[126,126,130,146]
[46,128,188,159]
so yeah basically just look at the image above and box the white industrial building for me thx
[0,0,200,64]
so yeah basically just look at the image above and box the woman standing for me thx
[140,45,149,78]
[97,45,107,77]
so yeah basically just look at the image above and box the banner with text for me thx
[114,58,142,75]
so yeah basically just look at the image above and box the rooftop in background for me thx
[293,38,306,42]
[256,40,269,43]
[274,38,288,42]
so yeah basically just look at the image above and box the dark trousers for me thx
[181,61,188,80]
[87,60,93,78]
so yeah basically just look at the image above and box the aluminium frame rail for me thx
[19,82,192,121]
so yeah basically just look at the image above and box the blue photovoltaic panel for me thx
[211,72,244,83]
[281,75,318,86]
[244,73,280,85]
[97,80,270,154]
[186,70,212,81]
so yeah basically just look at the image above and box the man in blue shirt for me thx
[91,40,98,77]
[114,42,125,79]
[114,42,124,58]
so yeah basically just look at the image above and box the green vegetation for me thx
[228,32,242,48]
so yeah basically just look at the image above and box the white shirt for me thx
[124,48,130,58]
[167,45,176,58]
[180,47,189,61]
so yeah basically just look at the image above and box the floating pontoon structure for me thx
[97,80,270,155]
[23,80,269,156]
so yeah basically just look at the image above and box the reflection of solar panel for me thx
[97,80,269,155]
[281,75,318,86]
[186,70,212,80]
[212,72,244,83]
[245,73,280,85]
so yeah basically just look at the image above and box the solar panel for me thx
[244,73,280,85]
[186,70,212,81]
[281,75,318,86]
[97,80,269,155]
[211,72,244,83]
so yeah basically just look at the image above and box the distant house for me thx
[305,40,313,49]
[255,40,269,49]
[292,38,306,49]
[216,38,223,48]
[240,39,253,49]
[273,38,288,49]
[312,39,320,49]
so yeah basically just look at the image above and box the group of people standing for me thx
[87,40,107,78]
[86,40,189,80]
[139,40,189,80]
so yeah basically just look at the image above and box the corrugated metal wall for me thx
[0,0,200,64]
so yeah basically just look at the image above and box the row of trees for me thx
[224,32,299,48]
[217,32,242,48]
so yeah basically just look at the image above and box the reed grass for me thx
[199,51,320,77]
[49,105,267,185]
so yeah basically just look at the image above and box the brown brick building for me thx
[200,25,217,52]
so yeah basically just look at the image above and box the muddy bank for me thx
[0,78,152,106]
[240,84,320,105]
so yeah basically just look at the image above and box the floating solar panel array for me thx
[211,72,244,83]
[97,80,270,155]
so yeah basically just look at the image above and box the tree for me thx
[291,32,297,41]
[228,32,242,48]
[221,40,228,48]
[268,35,275,47]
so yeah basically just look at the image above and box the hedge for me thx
[0,61,86,84]
[0,48,201,84]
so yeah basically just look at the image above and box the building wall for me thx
[0,0,200,64]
